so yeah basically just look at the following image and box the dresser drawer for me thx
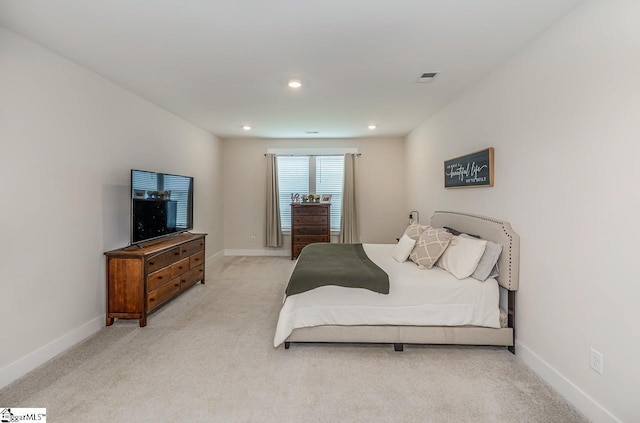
[292,244,305,258]
[293,235,329,244]
[293,226,329,235]
[170,257,190,278]
[181,238,205,257]
[147,266,172,292]
[180,265,204,289]
[293,206,328,216]
[293,215,328,225]
[190,251,205,269]
[147,247,181,273]
[147,277,180,311]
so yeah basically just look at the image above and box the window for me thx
[277,155,345,231]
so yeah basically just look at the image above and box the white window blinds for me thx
[276,155,344,231]
[277,156,309,230]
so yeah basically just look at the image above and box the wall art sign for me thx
[444,147,494,188]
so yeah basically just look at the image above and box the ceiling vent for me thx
[305,131,319,134]
[416,72,438,83]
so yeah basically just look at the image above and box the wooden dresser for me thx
[104,232,206,327]
[291,203,331,259]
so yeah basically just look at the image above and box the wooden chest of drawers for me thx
[105,233,206,327]
[291,203,331,259]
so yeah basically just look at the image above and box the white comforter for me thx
[273,244,500,347]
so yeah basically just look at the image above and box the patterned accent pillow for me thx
[409,226,453,269]
[404,223,428,241]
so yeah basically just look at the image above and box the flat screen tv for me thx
[131,169,194,244]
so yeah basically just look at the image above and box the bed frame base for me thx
[285,339,403,352]
[285,325,514,353]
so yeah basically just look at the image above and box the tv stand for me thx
[105,233,207,326]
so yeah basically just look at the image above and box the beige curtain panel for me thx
[340,153,359,243]
[266,153,283,247]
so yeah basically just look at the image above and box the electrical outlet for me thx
[590,348,603,374]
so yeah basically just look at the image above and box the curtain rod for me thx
[264,153,362,157]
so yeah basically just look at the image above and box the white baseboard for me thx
[224,248,289,257]
[516,341,621,423]
[206,249,225,263]
[0,315,104,389]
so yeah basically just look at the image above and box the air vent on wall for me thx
[305,131,319,134]
[416,72,438,83]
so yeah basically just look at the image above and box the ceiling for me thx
[0,0,583,139]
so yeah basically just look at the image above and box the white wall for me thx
[0,27,224,387]
[404,2,639,421]
[223,137,406,254]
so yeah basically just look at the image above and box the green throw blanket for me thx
[285,243,389,297]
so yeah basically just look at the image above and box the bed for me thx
[274,211,520,352]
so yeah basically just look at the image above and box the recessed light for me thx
[368,125,377,130]
[242,125,251,131]
[288,80,302,88]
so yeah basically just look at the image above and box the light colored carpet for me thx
[1,256,588,422]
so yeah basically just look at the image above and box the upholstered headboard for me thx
[430,211,520,291]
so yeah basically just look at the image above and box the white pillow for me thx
[460,234,502,281]
[392,234,417,263]
[437,235,487,279]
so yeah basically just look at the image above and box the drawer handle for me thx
[182,249,187,253]
[175,283,180,287]
[195,258,200,262]
[149,261,155,266]
[157,276,163,280]
[150,298,155,302]
[178,266,183,270]
[174,251,180,256]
